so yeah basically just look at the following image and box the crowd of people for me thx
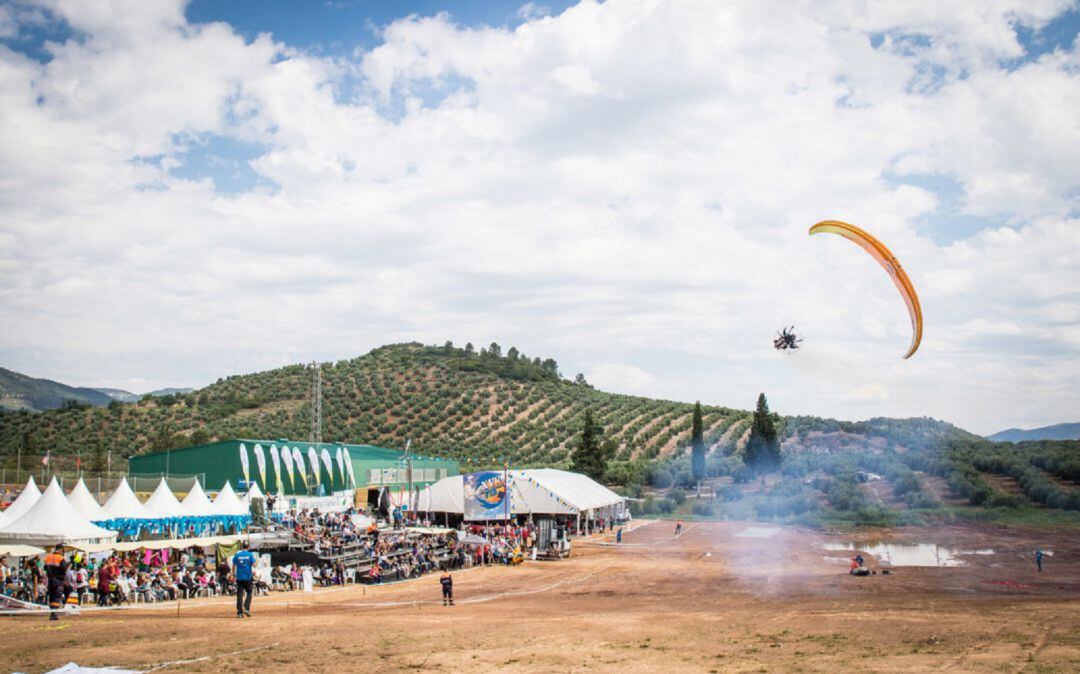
[1,504,596,615]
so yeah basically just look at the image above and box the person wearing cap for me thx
[231,541,257,618]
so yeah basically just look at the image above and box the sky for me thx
[1,0,1078,435]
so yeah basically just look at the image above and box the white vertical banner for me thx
[281,446,295,491]
[253,444,267,489]
[334,447,345,488]
[292,447,307,489]
[307,448,321,488]
[343,449,356,487]
[320,448,334,491]
[239,444,250,487]
[270,444,284,496]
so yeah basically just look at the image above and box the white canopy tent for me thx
[2,476,41,525]
[416,469,625,520]
[212,482,249,517]
[243,481,265,504]
[102,478,152,521]
[181,481,217,517]
[143,478,187,519]
[416,476,465,513]
[67,478,108,522]
[0,478,116,546]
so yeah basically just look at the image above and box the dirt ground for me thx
[3,520,1079,673]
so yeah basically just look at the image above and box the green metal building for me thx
[128,439,458,496]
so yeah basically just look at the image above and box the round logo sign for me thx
[472,472,506,509]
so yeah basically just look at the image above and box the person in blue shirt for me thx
[232,542,257,618]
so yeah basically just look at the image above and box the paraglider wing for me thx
[808,220,923,359]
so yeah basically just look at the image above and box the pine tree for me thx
[745,393,781,473]
[691,401,706,494]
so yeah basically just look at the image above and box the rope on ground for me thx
[337,561,615,610]
[141,641,280,672]
[578,520,696,548]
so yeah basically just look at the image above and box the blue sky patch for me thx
[168,132,277,195]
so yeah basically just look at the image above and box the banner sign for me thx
[320,448,334,490]
[464,471,509,521]
[343,449,356,487]
[307,448,321,488]
[253,444,267,489]
[334,447,345,488]
[292,448,308,489]
[239,444,250,487]
[281,446,295,491]
[270,444,284,496]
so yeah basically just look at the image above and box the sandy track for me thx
[3,520,1078,673]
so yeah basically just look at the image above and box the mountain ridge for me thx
[987,423,1080,443]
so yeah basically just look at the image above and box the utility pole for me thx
[309,361,322,448]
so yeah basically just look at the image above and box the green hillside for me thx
[0,367,115,412]
[3,342,1077,526]
[0,343,749,468]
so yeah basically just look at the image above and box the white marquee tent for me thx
[243,482,265,504]
[102,478,152,521]
[144,478,188,519]
[212,482,249,517]
[0,478,116,546]
[2,476,41,525]
[67,478,108,522]
[417,469,625,520]
[181,480,217,517]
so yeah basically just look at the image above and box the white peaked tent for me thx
[68,478,108,522]
[243,481,265,505]
[103,478,152,521]
[181,481,217,517]
[213,482,249,517]
[0,478,116,546]
[417,469,625,519]
[2,476,41,525]
[144,479,187,519]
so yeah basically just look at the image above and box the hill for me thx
[0,367,114,412]
[94,387,196,403]
[0,342,750,467]
[987,423,1080,443]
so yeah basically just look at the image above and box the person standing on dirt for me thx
[43,545,67,621]
[674,521,683,536]
[616,528,623,544]
[1035,549,1044,572]
[232,542,257,618]
[440,570,454,606]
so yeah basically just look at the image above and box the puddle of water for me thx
[822,542,997,567]
[737,527,781,539]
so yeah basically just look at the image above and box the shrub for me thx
[691,501,714,517]
[719,484,743,502]
[669,488,687,505]
[657,498,677,514]
[650,468,674,489]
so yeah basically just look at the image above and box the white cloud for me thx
[0,0,1078,434]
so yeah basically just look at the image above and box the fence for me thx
[0,471,205,504]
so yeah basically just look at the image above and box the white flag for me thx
[343,449,356,487]
[320,448,334,490]
[254,444,267,489]
[281,446,295,490]
[270,444,284,495]
[292,447,307,488]
[239,444,250,487]
[335,447,345,487]
[307,447,320,487]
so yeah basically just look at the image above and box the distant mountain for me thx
[0,367,114,412]
[95,387,139,402]
[987,423,1080,443]
[93,387,193,403]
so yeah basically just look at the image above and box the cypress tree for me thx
[691,401,706,493]
[745,393,781,473]
[571,409,611,481]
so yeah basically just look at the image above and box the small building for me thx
[128,439,458,498]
